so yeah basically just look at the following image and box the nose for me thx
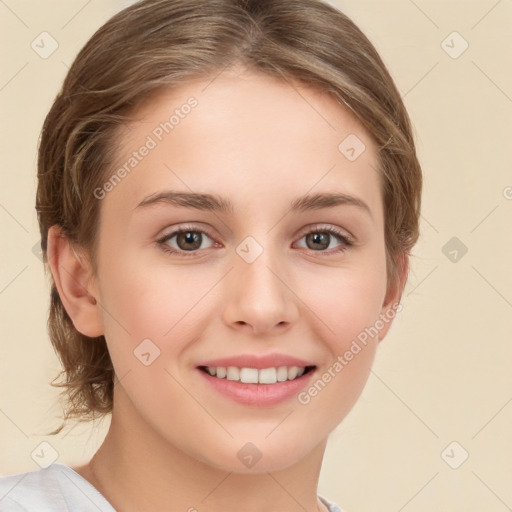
[221,245,299,336]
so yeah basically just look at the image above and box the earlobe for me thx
[378,253,409,342]
[383,253,408,308]
[46,225,104,337]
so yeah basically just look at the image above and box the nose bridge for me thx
[222,235,298,333]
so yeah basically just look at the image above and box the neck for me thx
[77,389,330,512]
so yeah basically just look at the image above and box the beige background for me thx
[1,1,511,510]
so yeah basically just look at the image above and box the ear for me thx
[46,225,104,337]
[377,252,408,343]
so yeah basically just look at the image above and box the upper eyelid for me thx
[159,223,354,246]
[297,223,353,240]
[159,224,216,242]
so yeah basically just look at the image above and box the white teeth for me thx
[226,366,239,381]
[204,365,310,383]
[258,367,277,384]
[240,368,259,384]
[287,366,299,380]
[276,366,288,382]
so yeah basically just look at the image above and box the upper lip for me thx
[197,353,316,370]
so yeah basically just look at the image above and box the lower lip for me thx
[197,368,316,407]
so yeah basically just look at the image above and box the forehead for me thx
[104,68,382,219]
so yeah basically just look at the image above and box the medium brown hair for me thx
[36,0,422,434]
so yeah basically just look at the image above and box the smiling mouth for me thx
[197,365,316,384]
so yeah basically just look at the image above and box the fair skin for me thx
[48,67,406,512]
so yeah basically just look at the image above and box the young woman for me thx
[0,0,422,510]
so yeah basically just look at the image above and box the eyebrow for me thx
[134,190,372,218]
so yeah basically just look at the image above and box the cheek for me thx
[299,262,387,347]
[295,270,384,431]
[96,259,219,385]
[98,257,203,335]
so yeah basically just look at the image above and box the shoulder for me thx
[318,494,347,512]
[0,463,115,512]
[0,464,63,511]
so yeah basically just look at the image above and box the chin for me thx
[197,438,315,474]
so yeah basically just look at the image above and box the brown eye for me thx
[175,231,203,251]
[305,232,330,251]
[158,227,216,257]
[296,226,353,254]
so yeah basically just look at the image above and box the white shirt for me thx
[0,463,344,511]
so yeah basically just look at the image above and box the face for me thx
[84,67,401,473]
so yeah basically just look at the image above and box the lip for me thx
[197,353,316,370]
[197,367,317,406]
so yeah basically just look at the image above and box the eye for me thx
[157,224,354,258]
[157,225,217,257]
[295,225,353,254]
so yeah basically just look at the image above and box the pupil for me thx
[309,232,328,250]
[179,231,201,250]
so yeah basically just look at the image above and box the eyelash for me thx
[156,224,354,258]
